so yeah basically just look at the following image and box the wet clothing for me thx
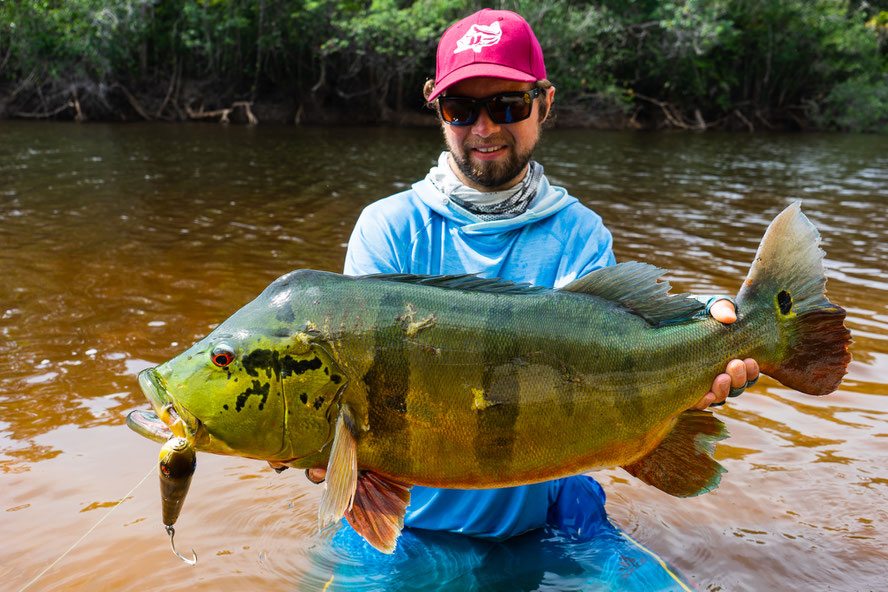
[343,157,615,539]
[309,478,694,592]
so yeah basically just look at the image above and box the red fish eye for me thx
[211,343,236,367]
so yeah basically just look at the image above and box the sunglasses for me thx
[437,88,542,126]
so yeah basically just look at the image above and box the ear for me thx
[541,86,556,123]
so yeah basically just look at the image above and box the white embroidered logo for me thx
[454,21,502,54]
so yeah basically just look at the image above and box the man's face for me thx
[440,77,553,192]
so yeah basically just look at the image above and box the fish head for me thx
[137,274,347,463]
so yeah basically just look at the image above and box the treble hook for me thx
[166,525,198,566]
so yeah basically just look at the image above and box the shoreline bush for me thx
[1,0,885,130]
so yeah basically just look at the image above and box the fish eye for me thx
[211,343,236,368]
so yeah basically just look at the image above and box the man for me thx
[314,8,758,543]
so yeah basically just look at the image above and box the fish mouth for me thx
[129,368,206,446]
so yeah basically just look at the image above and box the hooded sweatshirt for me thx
[345,161,616,287]
[342,155,615,540]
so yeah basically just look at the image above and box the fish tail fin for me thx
[736,202,851,395]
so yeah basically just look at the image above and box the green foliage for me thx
[1,0,886,130]
[866,10,888,51]
[506,1,632,103]
[523,0,888,130]
[819,73,888,132]
[0,0,148,81]
[313,0,468,107]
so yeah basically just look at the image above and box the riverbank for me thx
[0,79,823,132]
[3,1,886,133]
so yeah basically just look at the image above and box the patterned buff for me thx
[428,152,544,221]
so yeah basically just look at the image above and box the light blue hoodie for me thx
[343,166,615,540]
[345,175,616,286]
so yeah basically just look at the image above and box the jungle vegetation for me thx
[1,0,886,131]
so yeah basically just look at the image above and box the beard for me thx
[446,134,537,190]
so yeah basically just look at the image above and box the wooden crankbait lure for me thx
[158,436,197,565]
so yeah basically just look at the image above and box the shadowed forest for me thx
[1,0,887,131]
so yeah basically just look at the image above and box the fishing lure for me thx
[158,436,197,565]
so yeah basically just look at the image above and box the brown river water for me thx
[1,121,886,591]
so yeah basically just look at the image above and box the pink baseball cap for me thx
[428,9,547,101]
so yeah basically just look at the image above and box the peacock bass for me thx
[127,203,851,554]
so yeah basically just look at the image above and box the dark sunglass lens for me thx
[487,94,532,124]
[439,98,476,125]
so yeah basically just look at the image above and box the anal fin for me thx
[622,410,728,497]
[345,472,412,554]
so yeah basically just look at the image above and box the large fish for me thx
[127,203,850,553]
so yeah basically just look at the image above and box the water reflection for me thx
[298,522,694,592]
[1,122,886,591]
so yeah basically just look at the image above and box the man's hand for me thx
[692,299,760,410]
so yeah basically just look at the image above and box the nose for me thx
[470,105,501,137]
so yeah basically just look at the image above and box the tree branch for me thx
[634,93,693,129]
[733,108,754,132]
[115,83,153,120]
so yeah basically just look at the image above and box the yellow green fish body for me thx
[129,203,850,552]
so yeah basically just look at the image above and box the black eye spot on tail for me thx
[778,290,793,315]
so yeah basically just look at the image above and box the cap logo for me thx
[454,21,502,54]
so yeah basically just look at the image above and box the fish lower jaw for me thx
[126,406,206,446]
[126,409,174,443]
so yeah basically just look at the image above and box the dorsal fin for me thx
[360,273,551,295]
[560,262,703,325]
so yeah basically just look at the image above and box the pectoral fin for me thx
[318,406,358,531]
[622,410,728,497]
[345,472,412,554]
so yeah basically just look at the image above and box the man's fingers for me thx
[692,374,731,409]
[691,356,761,411]
[692,392,717,410]
[727,359,748,388]
[711,373,731,402]
[709,299,737,324]
[744,358,760,382]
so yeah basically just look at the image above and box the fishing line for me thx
[17,462,156,592]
